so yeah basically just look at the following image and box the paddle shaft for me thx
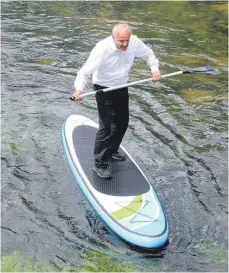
[81,71,183,98]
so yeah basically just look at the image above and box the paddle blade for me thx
[183,66,221,75]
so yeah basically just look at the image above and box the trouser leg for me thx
[110,89,129,153]
[93,85,112,167]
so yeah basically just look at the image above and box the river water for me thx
[1,1,228,272]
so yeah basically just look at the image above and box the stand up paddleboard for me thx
[62,114,169,248]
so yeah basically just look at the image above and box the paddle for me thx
[70,66,220,100]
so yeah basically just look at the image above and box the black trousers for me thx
[93,84,129,167]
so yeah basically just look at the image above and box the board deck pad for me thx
[73,125,150,196]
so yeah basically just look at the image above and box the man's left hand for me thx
[152,71,162,81]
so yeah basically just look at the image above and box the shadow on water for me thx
[125,240,169,258]
[1,1,228,272]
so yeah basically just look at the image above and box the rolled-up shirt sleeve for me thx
[135,38,160,73]
[74,42,104,91]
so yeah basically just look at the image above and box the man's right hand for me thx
[72,90,83,101]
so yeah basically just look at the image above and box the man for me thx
[72,23,161,179]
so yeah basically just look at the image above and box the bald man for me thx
[73,24,161,179]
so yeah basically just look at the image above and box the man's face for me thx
[113,31,132,51]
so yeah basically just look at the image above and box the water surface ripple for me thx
[1,2,228,272]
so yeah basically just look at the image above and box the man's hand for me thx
[72,90,83,101]
[152,71,162,81]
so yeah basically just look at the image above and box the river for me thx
[1,1,228,272]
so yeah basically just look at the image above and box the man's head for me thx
[112,24,132,51]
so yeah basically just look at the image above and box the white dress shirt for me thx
[74,35,160,90]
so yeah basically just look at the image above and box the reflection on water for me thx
[1,1,228,272]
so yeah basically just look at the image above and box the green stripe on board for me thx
[111,195,143,221]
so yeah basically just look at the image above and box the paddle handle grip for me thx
[69,89,104,100]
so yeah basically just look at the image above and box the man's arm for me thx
[135,37,162,81]
[73,42,104,100]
